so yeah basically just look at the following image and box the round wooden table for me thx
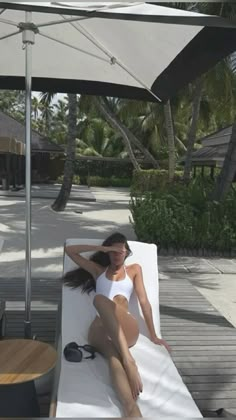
[0,339,57,417]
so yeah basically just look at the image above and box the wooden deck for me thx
[159,275,236,417]
[0,275,236,417]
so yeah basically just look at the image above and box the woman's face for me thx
[108,242,128,266]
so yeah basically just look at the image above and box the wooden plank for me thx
[197,399,236,409]
[176,361,236,367]
[161,317,232,326]
[172,350,236,356]
[162,325,235,330]
[169,345,236,351]
[160,320,229,326]
[167,341,236,346]
[191,390,236,399]
[187,382,236,391]
[160,310,216,315]
[182,375,236,384]
[179,368,236,375]
[164,334,236,339]
[173,356,236,362]
[164,331,236,336]
[160,307,218,312]
[160,297,213,300]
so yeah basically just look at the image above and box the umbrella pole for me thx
[23,11,35,339]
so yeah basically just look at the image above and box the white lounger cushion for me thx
[56,238,202,418]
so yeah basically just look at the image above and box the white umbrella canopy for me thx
[0,1,236,338]
[0,2,236,102]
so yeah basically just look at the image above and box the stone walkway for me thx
[0,183,96,202]
[159,256,236,329]
[158,256,236,275]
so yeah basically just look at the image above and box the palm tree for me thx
[32,96,39,120]
[39,92,78,212]
[115,99,170,166]
[51,94,77,211]
[164,100,176,181]
[94,97,160,168]
[183,77,203,182]
[93,97,140,170]
[50,99,68,145]
[39,92,54,136]
[76,116,124,157]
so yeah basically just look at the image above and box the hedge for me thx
[130,177,236,254]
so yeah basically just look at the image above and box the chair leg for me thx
[0,380,40,417]
[0,313,7,338]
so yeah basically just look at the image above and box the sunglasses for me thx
[64,342,96,362]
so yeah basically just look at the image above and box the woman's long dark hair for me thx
[63,232,132,294]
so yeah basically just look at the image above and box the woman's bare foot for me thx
[123,401,142,417]
[123,358,143,400]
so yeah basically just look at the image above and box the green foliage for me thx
[88,176,131,188]
[131,169,184,194]
[74,159,144,181]
[88,176,110,187]
[130,177,236,253]
[0,90,25,121]
[110,177,132,187]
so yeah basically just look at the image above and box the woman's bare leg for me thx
[93,294,143,399]
[88,321,142,417]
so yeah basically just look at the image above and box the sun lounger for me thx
[52,238,202,418]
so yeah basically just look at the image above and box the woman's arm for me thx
[65,244,106,279]
[133,264,171,352]
[65,244,123,280]
[133,264,157,339]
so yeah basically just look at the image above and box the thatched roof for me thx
[180,125,232,167]
[0,110,63,153]
[201,125,232,147]
[186,145,226,167]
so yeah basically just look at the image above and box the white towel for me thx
[56,239,202,418]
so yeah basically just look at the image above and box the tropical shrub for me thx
[131,169,184,195]
[130,177,236,254]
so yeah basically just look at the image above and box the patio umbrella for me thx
[0,1,235,338]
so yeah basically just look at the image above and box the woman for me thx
[64,232,170,418]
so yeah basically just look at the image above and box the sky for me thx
[32,92,66,104]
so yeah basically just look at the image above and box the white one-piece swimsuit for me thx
[95,266,134,314]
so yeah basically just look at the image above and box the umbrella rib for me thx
[39,31,109,64]
[51,2,143,12]
[0,17,18,27]
[63,16,162,102]
[0,29,20,41]
[37,15,93,28]
[0,8,6,15]
[36,2,143,28]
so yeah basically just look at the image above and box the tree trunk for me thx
[163,99,175,181]
[51,94,77,212]
[175,136,187,152]
[213,122,236,201]
[94,97,141,171]
[183,77,203,182]
[122,125,159,168]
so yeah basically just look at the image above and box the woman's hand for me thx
[150,335,172,353]
[102,246,125,254]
